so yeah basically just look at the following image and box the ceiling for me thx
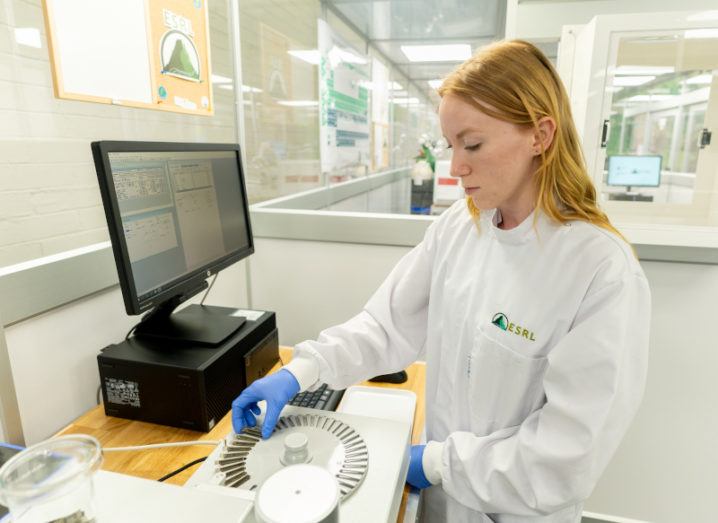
[323,0,508,103]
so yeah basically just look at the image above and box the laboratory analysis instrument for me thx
[209,416,367,498]
[254,464,340,523]
[187,405,412,523]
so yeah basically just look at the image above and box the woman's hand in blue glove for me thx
[406,444,432,489]
[231,369,300,439]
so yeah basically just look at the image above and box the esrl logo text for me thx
[491,312,536,342]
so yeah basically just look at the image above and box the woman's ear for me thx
[532,117,557,154]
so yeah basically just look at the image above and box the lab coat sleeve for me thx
[425,271,651,515]
[286,220,439,391]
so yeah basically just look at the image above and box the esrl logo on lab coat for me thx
[491,312,536,342]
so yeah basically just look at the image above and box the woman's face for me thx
[439,94,539,214]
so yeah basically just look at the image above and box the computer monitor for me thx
[92,141,253,345]
[607,155,662,190]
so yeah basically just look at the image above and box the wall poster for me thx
[318,19,371,182]
[43,0,213,115]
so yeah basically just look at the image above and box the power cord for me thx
[102,440,221,452]
[157,456,208,482]
[125,323,138,340]
[100,440,221,483]
[200,273,218,306]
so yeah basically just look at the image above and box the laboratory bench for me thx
[57,347,426,522]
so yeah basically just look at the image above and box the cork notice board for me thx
[43,0,213,115]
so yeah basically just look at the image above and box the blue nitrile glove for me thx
[232,369,300,439]
[406,444,432,489]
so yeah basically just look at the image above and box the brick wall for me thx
[0,0,236,268]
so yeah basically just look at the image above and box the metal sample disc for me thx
[216,414,368,499]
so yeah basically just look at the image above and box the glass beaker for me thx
[0,435,102,523]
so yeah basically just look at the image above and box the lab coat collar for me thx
[481,207,552,245]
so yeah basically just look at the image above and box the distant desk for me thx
[57,347,426,521]
[608,192,654,202]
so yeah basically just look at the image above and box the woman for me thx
[232,40,650,523]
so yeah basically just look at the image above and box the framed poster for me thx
[43,0,213,115]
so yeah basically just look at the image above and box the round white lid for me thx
[254,464,339,523]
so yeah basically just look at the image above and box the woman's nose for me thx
[450,157,470,178]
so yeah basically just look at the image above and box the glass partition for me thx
[599,29,717,224]
[238,0,440,208]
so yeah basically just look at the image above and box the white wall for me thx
[514,0,718,40]
[249,237,411,346]
[3,259,249,445]
[0,324,7,441]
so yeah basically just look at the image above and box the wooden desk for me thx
[57,348,425,519]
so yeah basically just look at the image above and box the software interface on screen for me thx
[607,155,662,187]
[107,150,249,301]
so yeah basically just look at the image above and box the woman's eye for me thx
[464,144,481,151]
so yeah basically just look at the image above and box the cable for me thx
[157,456,208,482]
[96,385,102,405]
[125,323,138,340]
[103,440,221,452]
[200,273,218,306]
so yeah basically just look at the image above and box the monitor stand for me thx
[134,304,246,346]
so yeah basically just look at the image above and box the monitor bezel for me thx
[92,140,254,316]
[606,154,663,188]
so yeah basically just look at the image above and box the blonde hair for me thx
[438,39,627,242]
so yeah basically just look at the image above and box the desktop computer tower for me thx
[98,308,279,432]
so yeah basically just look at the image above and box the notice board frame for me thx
[42,0,214,116]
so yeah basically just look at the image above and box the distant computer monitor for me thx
[92,141,253,345]
[607,155,662,189]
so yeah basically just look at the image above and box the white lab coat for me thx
[285,200,650,523]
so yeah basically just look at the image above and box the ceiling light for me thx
[389,81,403,90]
[288,50,320,65]
[614,66,674,76]
[392,97,420,105]
[328,47,367,66]
[14,28,41,48]
[428,79,444,89]
[612,75,655,86]
[624,94,676,102]
[685,73,714,85]
[684,28,718,39]
[277,100,318,107]
[216,82,262,93]
[211,74,232,84]
[400,44,471,63]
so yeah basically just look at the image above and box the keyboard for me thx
[289,383,345,411]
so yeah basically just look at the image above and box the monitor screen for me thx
[607,155,662,187]
[93,142,253,316]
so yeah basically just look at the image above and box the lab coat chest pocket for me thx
[468,327,548,435]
